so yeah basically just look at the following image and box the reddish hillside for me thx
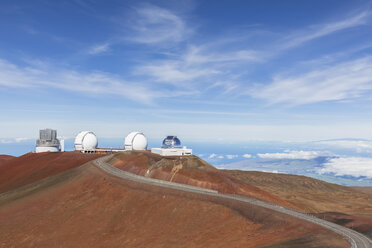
[107,151,298,209]
[0,155,15,164]
[224,170,372,238]
[0,151,104,193]
[0,161,347,248]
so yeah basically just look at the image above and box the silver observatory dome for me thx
[162,136,181,148]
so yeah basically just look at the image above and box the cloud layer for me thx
[317,139,372,154]
[257,150,328,160]
[319,157,372,178]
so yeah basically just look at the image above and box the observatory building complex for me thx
[151,136,192,156]
[35,129,60,153]
[35,128,191,157]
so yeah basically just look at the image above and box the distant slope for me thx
[0,151,103,193]
[107,151,297,209]
[0,159,347,248]
[224,170,372,238]
[352,186,372,195]
[223,170,372,215]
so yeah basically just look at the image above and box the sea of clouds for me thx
[197,139,372,186]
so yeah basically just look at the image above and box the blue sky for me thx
[1,0,372,141]
[1,0,372,185]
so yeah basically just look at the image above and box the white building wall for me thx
[35,146,60,153]
[151,148,192,156]
[61,140,65,152]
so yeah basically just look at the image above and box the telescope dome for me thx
[162,136,181,148]
[74,131,98,151]
[124,131,148,150]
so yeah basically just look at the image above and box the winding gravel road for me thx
[94,156,372,248]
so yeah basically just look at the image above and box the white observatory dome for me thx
[124,131,148,150]
[74,131,98,151]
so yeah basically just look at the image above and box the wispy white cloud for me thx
[183,45,263,64]
[319,156,372,178]
[251,56,372,105]
[154,109,255,116]
[298,43,372,67]
[0,58,163,104]
[242,154,252,158]
[137,60,220,86]
[87,43,110,55]
[135,44,262,91]
[127,4,189,44]
[281,11,369,49]
[257,150,329,160]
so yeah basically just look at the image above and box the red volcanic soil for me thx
[0,151,104,193]
[0,161,348,248]
[0,155,15,164]
[107,152,297,209]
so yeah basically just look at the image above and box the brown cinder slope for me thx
[107,151,298,209]
[223,170,372,216]
[0,151,104,193]
[0,159,348,248]
[352,186,372,195]
[224,170,372,238]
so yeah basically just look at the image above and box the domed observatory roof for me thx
[162,136,181,148]
[124,131,148,150]
[74,131,98,151]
